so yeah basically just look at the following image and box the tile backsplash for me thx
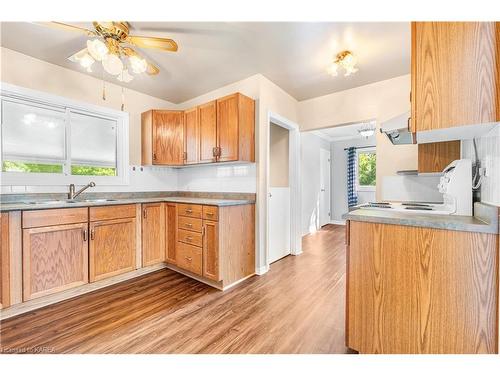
[462,124,500,206]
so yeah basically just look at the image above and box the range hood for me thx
[380,112,415,145]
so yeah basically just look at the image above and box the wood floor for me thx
[0,224,348,354]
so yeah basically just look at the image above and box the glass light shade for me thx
[117,69,134,83]
[129,55,148,74]
[358,129,375,137]
[78,54,95,72]
[86,39,109,61]
[102,54,124,76]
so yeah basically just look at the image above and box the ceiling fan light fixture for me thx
[86,39,109,61]
[129,55,148,74]
[358,123,376,138]
[102,53,123,75]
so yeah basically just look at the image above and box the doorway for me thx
[319,148,331,227]
[268,123,291,263]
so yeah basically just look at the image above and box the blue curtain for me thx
[347,147,358,207]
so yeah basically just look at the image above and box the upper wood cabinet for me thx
[142,110,184,165]
[21,208,89,302]
[216,93,255,162]
[184,107,199,164]
[141,92,255,166]
[411,22,500,132]
[418,141,461,173]
[142,203,165,267]
[199,101,218,163]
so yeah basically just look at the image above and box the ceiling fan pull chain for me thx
[102,72,106,101]
[121,87,125,111]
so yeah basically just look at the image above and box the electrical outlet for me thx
[482,157,492,177]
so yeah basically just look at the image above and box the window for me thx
[1,83,129,186]
[356,148,376,191]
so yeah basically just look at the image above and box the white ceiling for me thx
[0,22,410,104]
[312,121,377,142]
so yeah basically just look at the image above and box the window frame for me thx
[0,82,129,186]
[356,147,376,192]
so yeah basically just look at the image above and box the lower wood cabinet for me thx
[89,205,137,283]
[165,203,178,264]
[142,203,165,266]
[346,220,498,354]
[202,220,219,281]
[23,222,89,301]
[0,213,10,309]
[176,242,202,275]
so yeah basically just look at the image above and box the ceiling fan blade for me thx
[126,35,178,52]
[122,47,160,75]
[39,22,96,36]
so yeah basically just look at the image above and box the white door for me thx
[319,149,331,227]
[268,187,291,263]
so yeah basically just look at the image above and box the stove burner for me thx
[404,206,433,211]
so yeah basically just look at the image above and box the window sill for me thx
[356,186,376,192]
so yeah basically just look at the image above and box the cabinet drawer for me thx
[178,216,202,233]
[90,204,136,221]
[176,242,202,276]
[178,229,202,247]
[202,205,219,221]
[23,207,88,228]
[177,203,202,219]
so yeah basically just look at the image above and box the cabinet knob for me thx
[90,229,95,241]
[83,229,88,242]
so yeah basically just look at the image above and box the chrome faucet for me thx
[68,182,96,200]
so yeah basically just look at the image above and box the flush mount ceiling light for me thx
[327,50,359,77]
[358,123,376,138]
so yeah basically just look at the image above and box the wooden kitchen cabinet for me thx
[199,100,218,163]
[202,220,219,281]
[418,140,461,173]
[89,205,137,282]
[165,203,178,264]
[141,92,255,167]
[216,93,255,162]
[184,107,199,164]
[141,203,165,266]
[346,220,498,354]
[0,213,10,308]
[142,110,184,165]
[411,22,500,132]
[23,222,89,301]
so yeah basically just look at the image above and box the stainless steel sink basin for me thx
[27,200,67,205]
[83,199,118,203]
[26,198,117,205]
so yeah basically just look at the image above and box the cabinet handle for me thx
[143,208,147,219]
[202,225,205,236]
[183,151,188,161]
[186,236,193,242]
[185,209,193,214]
[407,117,412,132]
[218,147,222,157]
[153,153,157,161]
[206,212,214,216]
[83,229,88,242]
[185,256,192,262]
[185,223,193,228]
[212,147,218,157]
[90,229,95,241]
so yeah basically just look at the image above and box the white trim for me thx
[255,265,270,275]
[355,146,376,192]
[0,82,129,186]
[331,220,346,225]
[266,111,301,272]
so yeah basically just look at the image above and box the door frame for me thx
[265,111,302,271]
[319,148,331,227]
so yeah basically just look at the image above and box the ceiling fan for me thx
[45,21,178,83]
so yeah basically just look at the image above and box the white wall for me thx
[300,132,331,235]
[298,74,418,201]
[462,124,500,206]
[330,137,376,223]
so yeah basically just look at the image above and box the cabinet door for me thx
[23,223,89,301]
[184,107,199,164]
[1,213,10,308]
[142,203,165,266]
[203,220,220,281]
[418,141,461,173]
[89,218,136,282]
[152,110,184,165]
[413,22,499,131]
[165,203,178,264]
[216,94,239,162]
[199,101,218,163]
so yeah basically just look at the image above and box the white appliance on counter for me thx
[359,159,473,216]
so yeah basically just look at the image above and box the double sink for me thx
[27,198,117,205]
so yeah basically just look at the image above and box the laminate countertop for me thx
[0,196,255,212]
[342,202,499,234]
